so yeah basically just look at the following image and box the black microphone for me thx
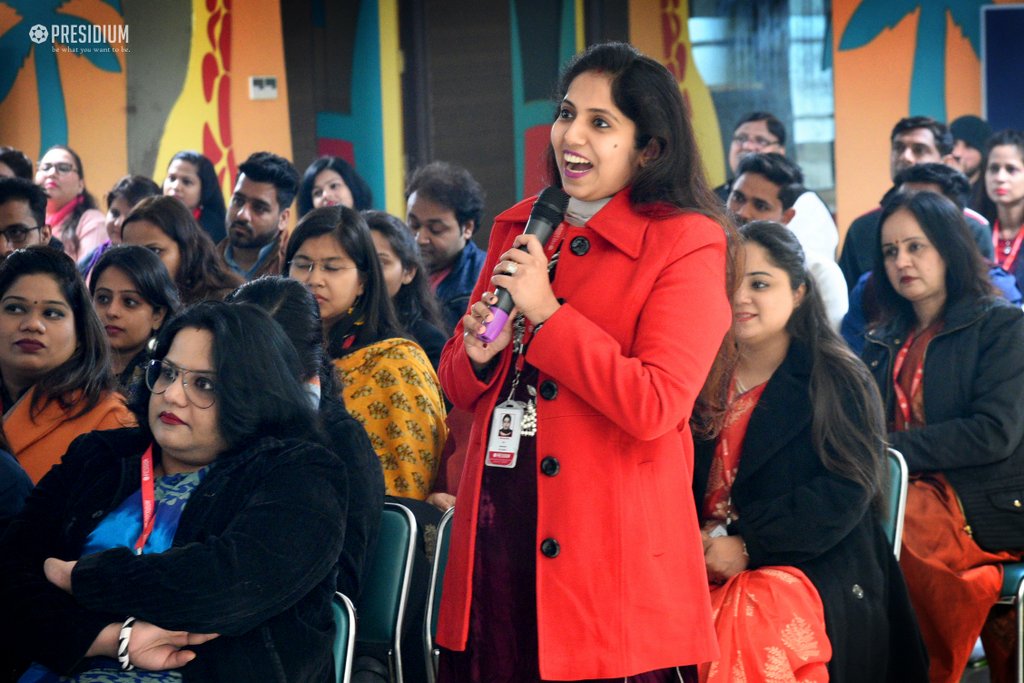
[477,186,570,343]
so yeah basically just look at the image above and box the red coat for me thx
[436,189,731,679]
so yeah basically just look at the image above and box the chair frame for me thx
[887,447,909,561]
[424,506,455,683]
[996,564,1024,683]
[332,591,357,683]
[356,501,417,683]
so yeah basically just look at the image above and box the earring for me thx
[146,336,158,352]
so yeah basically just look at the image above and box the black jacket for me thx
[694,342,928,682]
[0,428,348,682]
[862,295,1024,550]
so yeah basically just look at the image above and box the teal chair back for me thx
[355,501,417,683]
[332,592,356,683]
[424,506,455,683]
[883,448,908,559]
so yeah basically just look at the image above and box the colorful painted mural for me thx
[629,0,726,189]
[832,0,1016,234]
[310,0,404,215]
[509,0,579,200]
[0,0,292,218]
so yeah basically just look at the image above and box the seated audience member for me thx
[0,147,33,180]
[715,111,838,260]
[298,156,374,216]
[841,162,1012,353]
[34,145,105,263]
[839,117,994,289]
[0,178,52,259]
[80,175,161,280]
[861,191,1024,683]
[727,153,847,329]
[89,245,180,397]
[982,130,1024,293]
[950,115,990,185]
[162,150,227,244]
[0,246,132,483]
[286,206,447,500]
[226,276,383,600]
[122,195,243,304]
[949,115,992,211]
[363,210,448,369]
[218,151,299,281]
[405,161,487,332]
[0,428,32,522]
[695,221,927,682]
[0,302,348,681]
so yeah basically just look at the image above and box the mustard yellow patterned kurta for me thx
[333,337,447,499]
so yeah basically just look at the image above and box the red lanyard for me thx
[891,331,927,430]
[134,445,156,555]
[992,220,1024,272]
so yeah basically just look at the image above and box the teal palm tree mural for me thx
[0,0,124,155]
[839,1,986,122]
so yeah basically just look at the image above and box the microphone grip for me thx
[478,289,515,343]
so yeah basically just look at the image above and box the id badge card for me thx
[485,401,525,468]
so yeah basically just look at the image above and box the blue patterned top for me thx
[19,468,208,683]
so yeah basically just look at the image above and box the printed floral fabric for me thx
[334,337,448,499]
[701,567,831,683]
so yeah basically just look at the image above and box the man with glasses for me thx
[0,178,53,259]
[716,111,839,262]
[836,116,993,290]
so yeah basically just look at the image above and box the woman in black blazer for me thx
[693,221,927,682]
[862,190,1024,682]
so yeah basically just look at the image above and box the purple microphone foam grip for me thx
[477,307,510,343]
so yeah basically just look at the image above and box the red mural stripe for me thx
[206,0,216,12]
[203,123,222,165]
[220,11,231,69]
[207,9,220,49]
[218,74,232,147]
[202,53,217,102]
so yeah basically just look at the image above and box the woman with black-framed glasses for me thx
[34,145,105,263]
[285,205,447,500]
[0,301,349,681]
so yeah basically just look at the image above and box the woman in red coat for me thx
[436,42,735,682]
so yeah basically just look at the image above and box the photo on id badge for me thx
[486,401,524,468]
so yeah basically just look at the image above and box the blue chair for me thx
[355,501,417,683]
[997,563,1024,682]
[883,448,908,560]
[424,506,454,683]
[332,592,356,683]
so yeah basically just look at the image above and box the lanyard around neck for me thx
[134,445,156,555]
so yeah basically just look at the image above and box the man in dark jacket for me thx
[405,161,486,332]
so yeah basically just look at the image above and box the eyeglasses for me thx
[289,257,359,275]
[145,359,217,409]
[38,162,78,175]
[731,134,780,149]
[0,225,40,245]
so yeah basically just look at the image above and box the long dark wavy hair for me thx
[41,145,99,257]
[284,206,405,357]
[166,151,227,242]
[127,301,325,450]
[122,195,243,305]
[0,246,114,418]
[546,42,739,437]
[361,210,446,331]
[298,156,373,216]
[741,221,888,511]
[873,191,993,327]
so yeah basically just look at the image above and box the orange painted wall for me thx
[832,0,1018,238]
